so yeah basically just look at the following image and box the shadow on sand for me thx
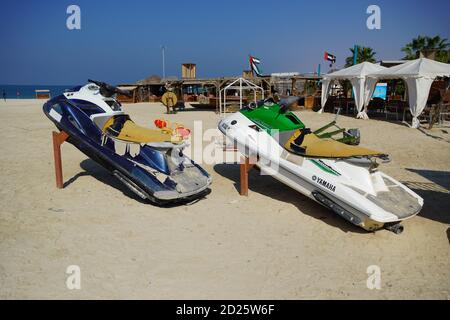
[214,163,366,234]
[403,169,450,225]
[417,128,450,143]
[63,159,211,207]
[63,159,148,204]
[406,168,450,190]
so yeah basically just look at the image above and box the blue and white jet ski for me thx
[43,80,211,204]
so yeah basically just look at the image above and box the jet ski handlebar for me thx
[279,96,301,114]
[88,79,133,98]
[247,97,276,110]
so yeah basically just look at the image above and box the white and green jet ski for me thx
[218,99,423,233]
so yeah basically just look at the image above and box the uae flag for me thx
[249,55,262,76]
[324,52,336,63]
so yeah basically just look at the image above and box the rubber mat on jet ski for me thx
[284,129,385,158]
[102,115,182,144]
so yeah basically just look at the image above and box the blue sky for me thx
[0,0,449,85]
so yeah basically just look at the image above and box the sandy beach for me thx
[0,99,449,299]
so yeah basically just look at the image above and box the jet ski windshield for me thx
[241,101,305,132]
[245,98,276,110]
[104,99,122,111]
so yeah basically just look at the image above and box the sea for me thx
[0,84,78,99]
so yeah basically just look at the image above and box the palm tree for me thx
[401,35,449,62]
[345,46,377,67]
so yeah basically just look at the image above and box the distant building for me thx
[35,89,51,99]
[378,60,405,68]
[181,63,196,79]
[242,70,253,79]
[378,50,439,68]
[270,72,300,77]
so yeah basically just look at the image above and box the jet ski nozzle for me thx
[384,222,404,234]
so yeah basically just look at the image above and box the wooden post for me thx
[52,130,69,189]
[239,155,255,196]
[291,77,297,96]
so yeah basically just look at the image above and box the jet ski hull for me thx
[219,111,423,232]
[43,88,211,205]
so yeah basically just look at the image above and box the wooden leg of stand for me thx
[239,156,256,196]
[240,156,249,196]
[52,131,69,189]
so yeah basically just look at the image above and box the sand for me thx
[0,99,449,299]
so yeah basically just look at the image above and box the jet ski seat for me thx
[284,128,385,159]
[102,115,183,144]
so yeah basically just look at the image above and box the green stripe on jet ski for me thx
[309,159,341,176]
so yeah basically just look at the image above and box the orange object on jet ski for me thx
[154,118,168,129]
[154,119,191,139]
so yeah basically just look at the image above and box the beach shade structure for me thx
[319,62,386,119]
[365,58,450,128]
[219,77,264,115]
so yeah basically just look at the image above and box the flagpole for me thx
[161,45,166,79]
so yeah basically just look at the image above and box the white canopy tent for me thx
[319,62,386,119]
[366,58,450,128]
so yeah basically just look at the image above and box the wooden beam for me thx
[239,155,256,196]
[52,130,69,189]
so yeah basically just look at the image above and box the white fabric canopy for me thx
[366,58,450,128]
[319,62,386,119]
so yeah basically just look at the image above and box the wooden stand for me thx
[239,156,255,196]
[52,130,69,189]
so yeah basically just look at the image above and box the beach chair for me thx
[385,100,400,121]
[417,104,433,126]
[332,97,342,114]
[440,103,450,124]
[368,97,385,117]
[346,99,357,115]
[428,102,450,128]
